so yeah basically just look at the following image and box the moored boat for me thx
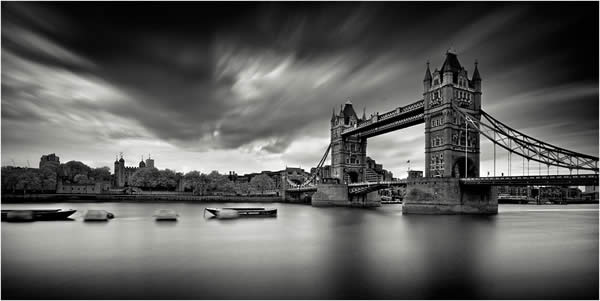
[204,207,277,218]
[83,210,115,221]
[153,209,179,221]
[1,209,76,221]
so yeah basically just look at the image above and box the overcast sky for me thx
[2,2,598,177]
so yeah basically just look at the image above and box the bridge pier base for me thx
[403,178,497,214]
[311,183,351,207]
[349,191,381,207]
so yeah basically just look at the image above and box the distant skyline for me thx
[2,2,598,177]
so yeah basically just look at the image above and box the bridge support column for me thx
[349,191,381,207]
[403,178,497,214]
[311,183,350,207]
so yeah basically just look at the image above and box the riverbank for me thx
[1,193,288,203]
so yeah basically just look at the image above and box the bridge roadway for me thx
[286,174,598,194]
[460,174,598,186]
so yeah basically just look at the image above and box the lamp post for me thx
[465,117,469,178]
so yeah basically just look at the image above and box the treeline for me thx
[1,160,112,193]
[128,169,276,195]
[180,171,275,195]
[1,160,278,196]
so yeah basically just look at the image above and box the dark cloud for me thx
[1,2,598,175]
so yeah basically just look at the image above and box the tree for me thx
[89,167,111,182]
[249,173,275,194]
[2,167,21,193]
[59,161,92,182]
[16,169,42,194]
[183,171,208,195]
[157,169,178,190]
[39,167,57,191]
[130,167,160,190]
[234,181,250,195]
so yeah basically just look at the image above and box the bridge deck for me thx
[460,174,598,186]
[286,175,598,193]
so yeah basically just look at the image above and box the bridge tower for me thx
[330,101,368,183]
[423,50,482,178]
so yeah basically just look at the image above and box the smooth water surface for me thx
[2,202,598,299]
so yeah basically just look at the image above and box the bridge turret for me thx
[423,61,432,91]
[472,60,482,92]
[330,107,336,125]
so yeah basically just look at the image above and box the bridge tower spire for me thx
[424,51,482,178]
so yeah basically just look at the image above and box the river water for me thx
[1,202,598,299]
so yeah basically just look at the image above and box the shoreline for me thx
[1,193,292,203]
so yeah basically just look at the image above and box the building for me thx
[57,180,111,194]
[364,156,394,182]
[424,50,482,178]
[408,170,423,179]
[330,100,368,183]
[583,185,599,201]
[39,153,60,171]
[145,155,154,168]
[231,167,310,189]
[113,155,153,187]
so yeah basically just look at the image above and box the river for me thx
[1,202,598,299]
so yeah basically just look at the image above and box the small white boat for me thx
[83,210,115,221]
[153,209,179,221]
[204,207,277,219]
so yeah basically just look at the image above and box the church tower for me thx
[423,50,482,178]
[330,101,368,183]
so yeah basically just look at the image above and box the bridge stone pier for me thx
[403,178,497,214]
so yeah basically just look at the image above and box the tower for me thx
[423,50,482,178]
[330,100,367,183]
[113,153,126,187]
[145,154,155,168]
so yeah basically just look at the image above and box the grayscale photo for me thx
[1,1,598,300]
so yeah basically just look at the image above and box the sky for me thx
[1,2,598,178]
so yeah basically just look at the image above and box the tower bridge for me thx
[283,50,598,214]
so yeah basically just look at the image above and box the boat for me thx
[204,207,277,218]
[153,209,179,221]
[1,209,76,221]
[83,210,115,221]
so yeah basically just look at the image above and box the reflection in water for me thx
[1,202,598,299]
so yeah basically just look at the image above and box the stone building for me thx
[364,157,394,182]
[330,101,368,183]
[408,170,424,179]
[57,180,111,194]
[231,167,310,189]
[39,153,60,171]
[145,156,154,168]
[113,155,151,188]
[423,50,482,178]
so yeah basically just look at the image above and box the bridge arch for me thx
[289,179,302,185]
[347,170,360,183]
[451,157,477,178]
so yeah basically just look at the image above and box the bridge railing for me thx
[348,180,408,187]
